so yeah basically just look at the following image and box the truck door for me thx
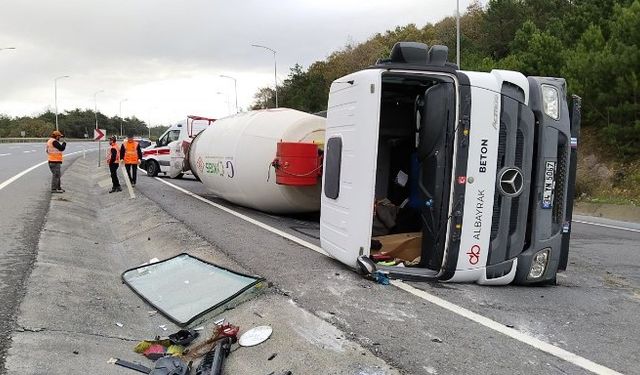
[320,69,382,268]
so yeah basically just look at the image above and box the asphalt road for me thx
[134,173,640,375]
[0,141,96,373]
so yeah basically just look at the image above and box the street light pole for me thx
[456,0,461,68]
[219,75,238,113]
[119,98,128,137]
[251,44,278,108]
[54,75,70,131]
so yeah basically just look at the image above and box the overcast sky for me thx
[0,0,472,126]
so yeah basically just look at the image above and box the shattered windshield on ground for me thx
[122,254,265,326]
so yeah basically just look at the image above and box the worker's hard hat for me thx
[51,130,64,138]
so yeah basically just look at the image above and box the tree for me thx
[481,0,527,59]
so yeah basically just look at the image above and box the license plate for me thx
[542,161,556,209]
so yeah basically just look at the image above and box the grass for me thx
[575,128,640,207]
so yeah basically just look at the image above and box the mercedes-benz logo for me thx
[498,167,524,197]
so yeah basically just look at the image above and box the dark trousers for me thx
[48,162,61,191]
[109,163,120,189]
[125,164,138,184]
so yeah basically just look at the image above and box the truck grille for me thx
[490,125,508,242]
[487,83,534,268]
[553,137,568,224]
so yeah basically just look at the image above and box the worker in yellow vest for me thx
[120,133,142,186]
[107,136,122,193]
[46,130,66,193]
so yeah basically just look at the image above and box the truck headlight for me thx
[528,248,550,279]
[541,85,559,120]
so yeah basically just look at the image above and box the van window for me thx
[168,130,180,142]
[324,137,342,199]
[158,133,169,147]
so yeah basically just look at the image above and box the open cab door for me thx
[320,69,382,269]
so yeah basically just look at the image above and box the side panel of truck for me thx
[320,69,382,268]
[449,76,502,282]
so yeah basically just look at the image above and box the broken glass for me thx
[122,254,265,326]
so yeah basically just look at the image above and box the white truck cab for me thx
[320,42,580,285]
[142,116,215,177]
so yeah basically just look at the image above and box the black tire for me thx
[147,160,160,177]
[174,173,184,179]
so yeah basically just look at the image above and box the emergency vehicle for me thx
[141,116,215,177]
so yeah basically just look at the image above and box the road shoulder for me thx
[4,156,398,375]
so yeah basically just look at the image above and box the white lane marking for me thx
[391,281,622,375]
[0,149,96,192]
[0,153,10,157]
[23,150,36,153]
[574,219,640,234]
[151,177,329,256]
[149,176,622,375]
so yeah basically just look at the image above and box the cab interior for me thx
[371,72,457,276]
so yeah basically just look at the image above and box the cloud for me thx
[0,0,471,125]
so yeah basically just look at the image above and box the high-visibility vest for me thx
[107,143,120,165]
[46,138,63,162]
[123,140,139,164]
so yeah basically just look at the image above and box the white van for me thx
[142,116,215,177]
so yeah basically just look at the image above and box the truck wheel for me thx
[147,160,160,177]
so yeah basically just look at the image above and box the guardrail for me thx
[0,138,92,143]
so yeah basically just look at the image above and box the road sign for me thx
[94,128,106,141]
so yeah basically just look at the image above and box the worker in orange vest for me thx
[107,136,122,193]
[46,130,66,193]
[120,133,142,186]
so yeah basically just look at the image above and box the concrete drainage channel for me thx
[4,156,398,375]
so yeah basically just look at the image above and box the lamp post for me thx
[54,75,70,131]
[219,75,238,113]
[456,0,460,67]
[251,44,278,108]
[119,98,128,137]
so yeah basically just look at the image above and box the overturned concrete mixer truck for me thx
[169,42,580,285]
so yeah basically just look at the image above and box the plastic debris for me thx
[239,326,273,347]
[115,322,124,327]
[169,329,200,346]
[144,344,166,360]
[372,271,390,285]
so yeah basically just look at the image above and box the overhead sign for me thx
[94,128,106,141]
